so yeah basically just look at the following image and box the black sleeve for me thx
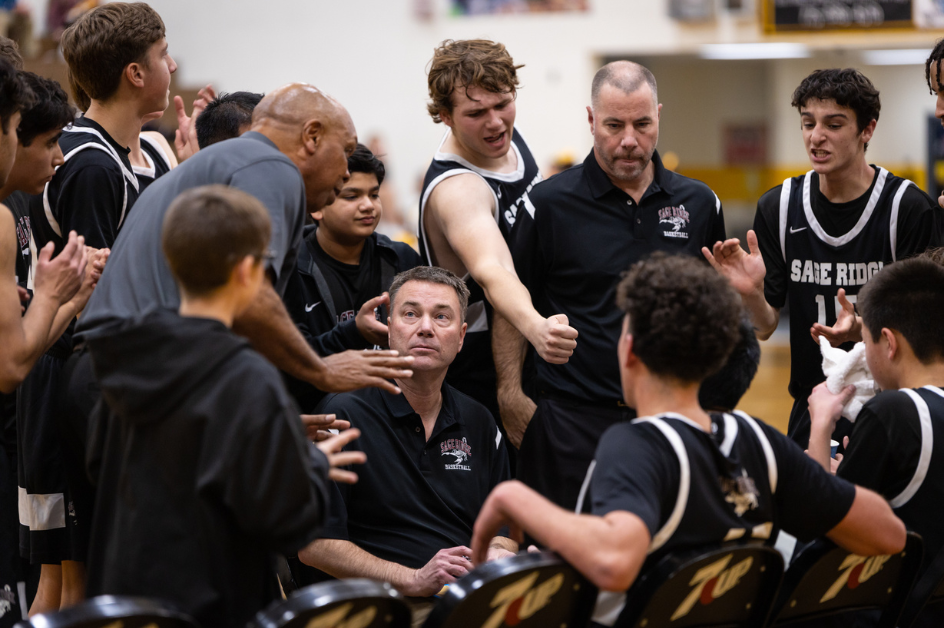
[313,394,356,540]
[220,395,331,554]
[56,162,127,249]
[837,392,921,501]
[488,419,511,490]
[762,422,856,542]
[895,186,942,258]
[753,186,788,309]
[590,423,678,537]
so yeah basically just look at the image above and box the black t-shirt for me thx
[317,384,510,571]
[754,167,940,397]
[310,235,381,325]
[587,411,855,565]
[514,150,726,404]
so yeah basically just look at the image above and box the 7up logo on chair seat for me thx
[482,571,565,628]
[671,554,754,621]
[820,554,892,603]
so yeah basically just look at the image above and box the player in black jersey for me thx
[471,254,904,624]
[705,68,940,447]
[808,257,944,627]
[419,39,578,430]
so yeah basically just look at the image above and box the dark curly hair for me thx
[617,253,741,383]
[17,73,74,147]
[698,314,760,412]
[927,40,944,97]
[0,59,33,135]
[426,39,523,124]
[792,68,880,149]
[348,143,385,186]
[858,257,944,364]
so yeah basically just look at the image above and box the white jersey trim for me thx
[575,460,596,515]
[631,416,691,554]
[802,167,888,247]
[733,411,778,494]
[434,128,526,183]
[418,168,500,268]
[719,413,739,457]
[779,177,792,263]
[18,487,65,531]
[889,179,914,263]
[890,388,936,508]
[139,133,172,171]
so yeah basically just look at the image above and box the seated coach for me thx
[300,266,516,604]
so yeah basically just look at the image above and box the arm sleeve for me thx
[895,186,941,257]
[590,424,677,537]
[228,160,306,291]
[753,187,788,309]
[837,393,920,501]
[221,398,331,553]
[763,423,856,542]
[56,162,127,249]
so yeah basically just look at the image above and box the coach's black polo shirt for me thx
[317,383,510,570]
[513,149,726,404]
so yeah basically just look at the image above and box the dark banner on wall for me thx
[764,0,913,31]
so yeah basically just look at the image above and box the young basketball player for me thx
[705,68,940,448]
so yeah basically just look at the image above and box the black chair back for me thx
[250,579,411,628]
[616,543,784,628]
[15,596,199,628]
[422,552,597,628]
[770,532,923,627]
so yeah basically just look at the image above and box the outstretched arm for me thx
[826,486,906,556]
[471,480,650,592]
[428,176,577,364]
[232,279,413,395]
[702,229,779,339]
[493,313,535,449]
[0,214,86,392]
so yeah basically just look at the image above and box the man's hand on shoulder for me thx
[404,546,474,597]
[33,231,87,306]
[356,292,389,347]
[314,350,413,395]
[527,314,578,364]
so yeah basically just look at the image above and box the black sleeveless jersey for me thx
[417,128,542,411]
[133,134,173,194]
[6,191,32,290]
[581,410,855,625]
[777,168,915,397]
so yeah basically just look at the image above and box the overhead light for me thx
[862,49,930,66]
[700,43,811,60]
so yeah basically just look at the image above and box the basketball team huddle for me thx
[1,3,944,627]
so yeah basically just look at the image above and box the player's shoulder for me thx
[56,147,128,182]
[862,389,923,425]
[896,179,937,213]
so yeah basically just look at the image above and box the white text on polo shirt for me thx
[790,260,884,286]
[483,571,564,628]
[671,554,753,621]
[441,437,472,471]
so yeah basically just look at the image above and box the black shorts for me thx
[516,395,634,512]
[1,442,36,626]
[16,350,84,564]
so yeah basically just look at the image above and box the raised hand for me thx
[174,84,217,162]
[702,230,766,297]
[811,289,862,346]
[315,350,413,395]
[356,292,389,347]
[316,427,366,484]
[301,413,351,442]
[33,231,87,305]
[530,314,578,364]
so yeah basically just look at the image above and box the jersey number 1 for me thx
[815,293,857,326]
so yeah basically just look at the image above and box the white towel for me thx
[819,336,876,422]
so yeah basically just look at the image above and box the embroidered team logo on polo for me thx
[441,437,472,471]
[658,205,690,239]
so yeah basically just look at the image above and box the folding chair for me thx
[422,551,597,628]
[615,542,784,628]
[16,595,200,628]
[769,531,923,627]
[250,579,411,628]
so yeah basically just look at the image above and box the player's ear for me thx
[456,321,468,352]
[233,255,256,287]
[302,119,323,154]
[860,118,877,146]
[439,108,453,128]
[882,327,898,360]
[124,61,146,89]
[586,106,594,131]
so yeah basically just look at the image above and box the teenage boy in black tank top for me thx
[808,257,944,628]
[470,254,906,627]
[418,39,578,441]
[705,68,939,448]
